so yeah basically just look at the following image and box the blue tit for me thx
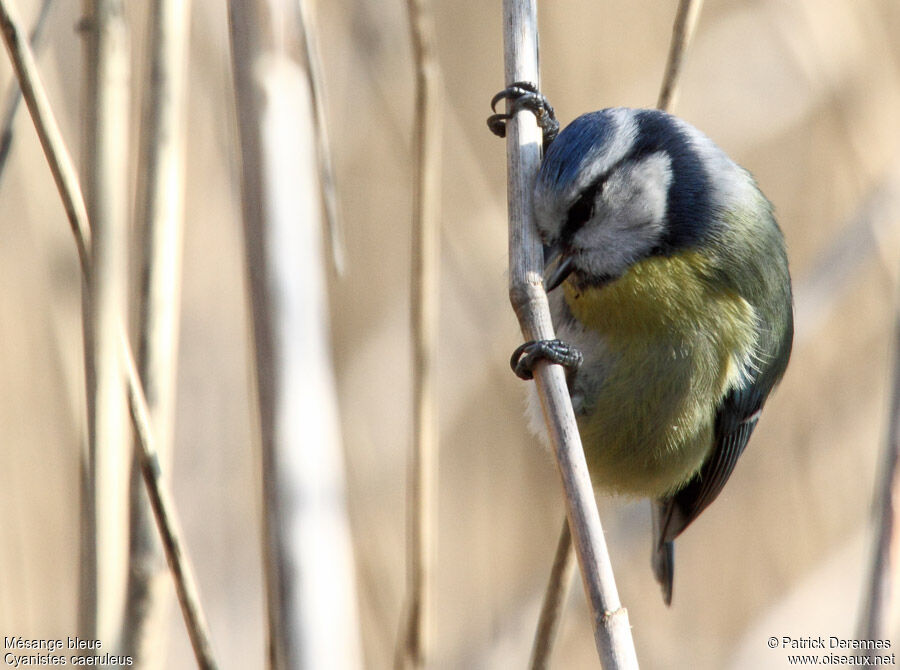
[523,107,793,604]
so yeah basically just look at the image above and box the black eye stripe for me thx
[551,109,714,256]
[561,173,608,242]
[564,191,593,233]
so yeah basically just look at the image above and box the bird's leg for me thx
[487,81,559,150]
[510,339,582,381]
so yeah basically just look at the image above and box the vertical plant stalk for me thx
[528,1,705,665]
[396,0,441,668]
[860,310,900,658]
[499,1,637,668]
[297,0,345,275]
[0,0,90,268]
[528,521,574,670]
[79,0,131,645]
[121,0,191,665]
[0,0,53,180]
[122,336,219,670]
[227,1,363,668]
[656,0,704,112]
[0,3,218,667]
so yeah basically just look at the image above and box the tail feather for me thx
[651,501,675,606]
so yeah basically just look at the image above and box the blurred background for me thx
[2,0,900,668]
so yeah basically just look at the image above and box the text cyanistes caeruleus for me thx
[497,94,793,605]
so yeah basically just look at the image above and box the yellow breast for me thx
[562,250,757,497]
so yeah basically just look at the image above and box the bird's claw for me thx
[510,338,582,380]
[487,81,559,149]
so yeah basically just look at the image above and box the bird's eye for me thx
[562,185,597,241]
[567,191,593,227]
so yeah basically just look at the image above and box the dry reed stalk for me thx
[121,0,191,665]
[122,335,219,669]
[859,309,900,657]
[0,0,53,179]
[227,0,363,667]
[498,1,637,667]
[657,0,704,111]
[79,0,131,645]
[395,0,441,668]
[528,521,575,670]
[0,2,218,666]
[298,0,345,275]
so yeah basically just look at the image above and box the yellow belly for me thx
[561,251,757,497]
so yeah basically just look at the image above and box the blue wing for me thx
[651,384,766,605]
[661,384,765,542]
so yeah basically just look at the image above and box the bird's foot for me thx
[510,338,582,380]
[487,81,559,149]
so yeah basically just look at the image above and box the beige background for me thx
[2,0,900,668]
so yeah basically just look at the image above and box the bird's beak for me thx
[543,244,575,292]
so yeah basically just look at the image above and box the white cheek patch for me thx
[533,109,639,242]
[574,151,672,277]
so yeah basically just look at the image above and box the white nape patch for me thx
[673,116,759,209]
[573,151,673,280]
